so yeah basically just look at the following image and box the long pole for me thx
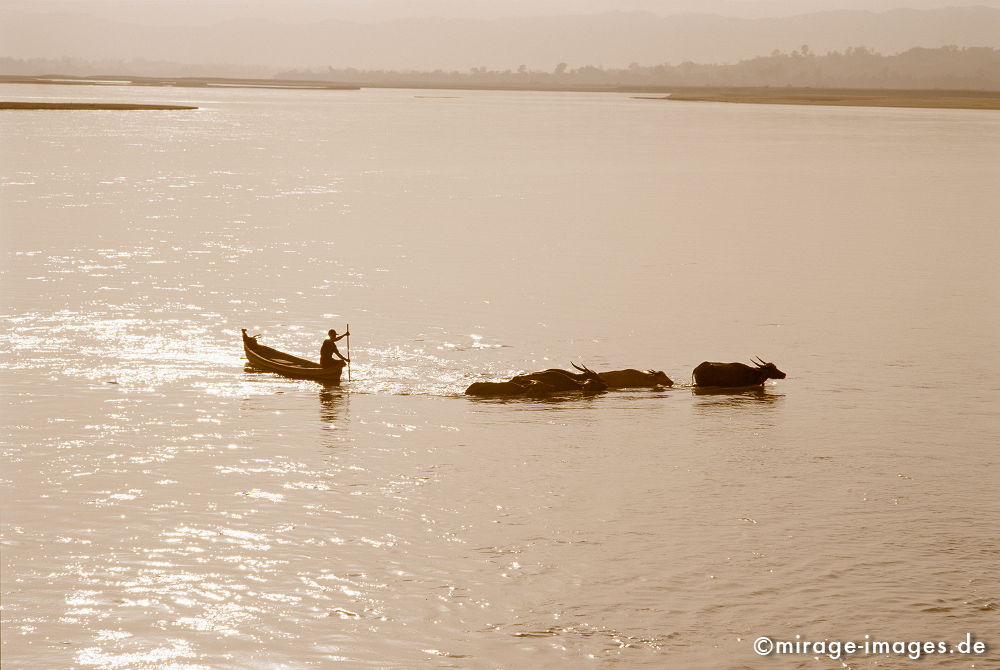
[346,323,351,381]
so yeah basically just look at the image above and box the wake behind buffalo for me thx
[464,359,785,396]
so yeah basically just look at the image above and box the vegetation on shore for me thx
[3,46,998,111]
[275,46,1000,91]
[3,46,998,92]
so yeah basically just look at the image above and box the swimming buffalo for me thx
[598,368,673,388]
[465,379,555,396]
[692,358,786,387]
[511,363,607,393]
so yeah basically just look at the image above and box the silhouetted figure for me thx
[320,329,350,368]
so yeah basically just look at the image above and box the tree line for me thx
[3,46,998,90]
[275,46,1000,90]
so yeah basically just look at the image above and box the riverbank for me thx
[0,75,359,91]
[332,82,1000,109]
[1,101,197,110]
[636,86,1000,110]
[2,74,997,109]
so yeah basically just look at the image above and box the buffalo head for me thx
[570,362,608,392]
[752,357,786,380]
[646,369,674,386]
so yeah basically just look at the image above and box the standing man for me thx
[320,328,350,368]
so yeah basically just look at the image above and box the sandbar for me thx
[0,75,359,91]
[1,101,197,110]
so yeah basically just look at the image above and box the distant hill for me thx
[4,0,1000,24]
[1,7,998,71]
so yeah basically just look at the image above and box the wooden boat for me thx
[241,329,345,383]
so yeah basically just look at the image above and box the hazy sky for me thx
[7,0,1000,24]
[4,0,998,71]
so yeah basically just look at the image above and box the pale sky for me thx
[6,0,1000,24]
[3,0,998,70]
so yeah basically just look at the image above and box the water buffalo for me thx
[465,379,555,396]
[598,369,673,388]
[511,363,607,393]
[692,358,786,387]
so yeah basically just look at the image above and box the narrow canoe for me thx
[241,329,344,384]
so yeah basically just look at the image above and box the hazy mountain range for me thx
[2,6,999,72]
[5,0,1000,23]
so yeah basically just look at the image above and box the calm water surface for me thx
[1,84,998,669]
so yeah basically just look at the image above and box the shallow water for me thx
[2,84,998,669]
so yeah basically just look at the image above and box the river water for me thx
[1,84,998,669]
